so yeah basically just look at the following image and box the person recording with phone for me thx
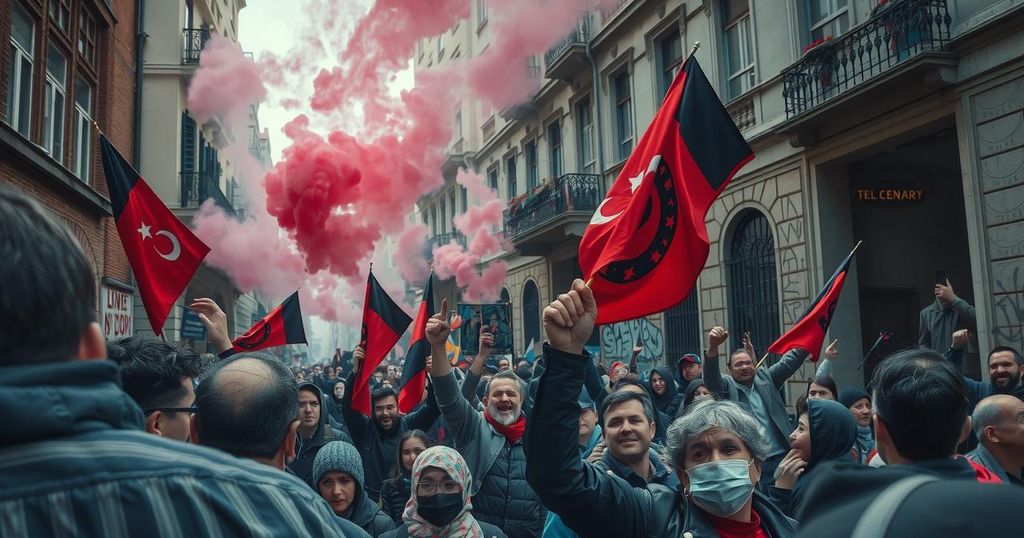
[919,270,976,355]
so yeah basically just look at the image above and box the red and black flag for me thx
[765,244,859,362]
[398,272,435,414]
[232,291,307,353]
[578,56,753,325]
[352,272,413,416]
[100,135,210,336]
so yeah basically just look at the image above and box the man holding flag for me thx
[341,272,441,501]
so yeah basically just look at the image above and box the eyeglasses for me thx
[144,407,197,416]
[416,480,462,495]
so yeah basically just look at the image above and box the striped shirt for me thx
[0,360,363,537]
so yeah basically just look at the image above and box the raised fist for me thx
[543,279,598,356]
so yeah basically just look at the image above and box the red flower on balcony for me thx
[802,35,834,54]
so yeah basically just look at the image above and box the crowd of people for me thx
[3,187,1024,537]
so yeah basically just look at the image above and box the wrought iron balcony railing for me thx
[180,172,235,216]
[182,28,211,65]
[782,0,952,118]
[425,231,467,259]
[503,173,602,241]
[544,16,589,69]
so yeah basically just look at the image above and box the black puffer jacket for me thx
[378,474,412,523]
[348,484,397,537]
[288,382,352,487]
[526,345,797,538]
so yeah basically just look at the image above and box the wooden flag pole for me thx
[754,239,864,369]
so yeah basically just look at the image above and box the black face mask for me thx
[416,493,464,527]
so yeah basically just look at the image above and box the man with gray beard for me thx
[425,299,546,538]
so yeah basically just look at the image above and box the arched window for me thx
[522,280,540,350]
[500,287,510,303]
[725,210,780,353]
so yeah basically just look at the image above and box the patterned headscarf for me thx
[402,446,484,538]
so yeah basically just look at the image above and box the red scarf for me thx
[484,412,526,444]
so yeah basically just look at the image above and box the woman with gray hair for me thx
[526,280,798,537]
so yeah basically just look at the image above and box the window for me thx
[806,0,848,42]
[725,210,780,352]
[488,166,499,194]
[658,29,683,97]
[453,108,462,143]
[665,291,701,362]
[576,97,596,173]
[7,3,35,137]
[522,280,540,350]
[548,120,563,178]
[476,0,488,28]
[72,75,94,182]
[723,0,755,99]
[430,205,438,235]
[612,71,633,161]
[78,8,97,65]
[50,0,71,33]
[506,154,517,200]
[525,140,538,189]
[448,190,456,221]
[184,0,193,28]
[43,43,68,160]
[460,185,468,213]
[439,197,447,233]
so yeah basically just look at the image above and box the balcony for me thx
[544,15,590,81]
[180,172,236,217]
[499,59,542,122]
[182,28,211,65]
[503,173,602,255]
[425,231,467,260]
[782,0,953,124]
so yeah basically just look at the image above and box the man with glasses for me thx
[108,334,205,443]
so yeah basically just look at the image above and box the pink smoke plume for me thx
[187,35,266,126]
[396,225,430,285]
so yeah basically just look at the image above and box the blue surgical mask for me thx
[685,459,755,517]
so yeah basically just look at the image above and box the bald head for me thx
[973,395,1024,439]
[194,353,298,460]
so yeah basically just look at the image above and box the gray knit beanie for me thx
[312,441,364,488]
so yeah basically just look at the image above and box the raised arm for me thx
[816,340,838,378]
[461,329,494,406]
[767,347,811,389]
[189,297,233,355]
[404,379,441,432]
[426,300,485,449]
[340,347,370,443]
[946,329,983,403]
[936,279,976,326]
[703,326,731,396]
[525,280,650,537]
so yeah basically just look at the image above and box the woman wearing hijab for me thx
[379,446,507,538]
[379,430,434,523]
[676,379,715,417]
[647,367,683,417]
[770,397,857,517]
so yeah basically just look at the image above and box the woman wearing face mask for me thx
[379,430,434,523]
[770,397,857,517]
[379,446,507,538]
[313,441,397,537]
[838,387,876,464]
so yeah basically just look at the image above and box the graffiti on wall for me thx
[601,318,664,369]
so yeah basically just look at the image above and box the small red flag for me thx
[398,272,435,413]
[765,246,858,361]
[352,272,413,416]
[232,291,307,352]
[100,135,210,336]
[578,57,753,325]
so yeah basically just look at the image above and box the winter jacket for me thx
[542,425,603,538]
[769,398,856,517]
[796,456,984,535]
[703,347,809,455]
[527,345,797,538]
[968,443,1022,485]
[0,359,359,536]
[946,346,1020,412]
[289,382,353,487]
[676,378,709,417]
[379,520,508,538]
[379,474,412,523]
[342,373,442,501]
[592,446,680,490]
[348,483,398,537]
[432,370,546,538]
[646,367,682,417]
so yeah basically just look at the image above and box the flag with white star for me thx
[579,56,753,325]
[100,135,210,336]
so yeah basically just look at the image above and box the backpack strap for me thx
[850,475,939,538]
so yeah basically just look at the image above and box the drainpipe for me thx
[132,0,146,166]
[584,15,606,181]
